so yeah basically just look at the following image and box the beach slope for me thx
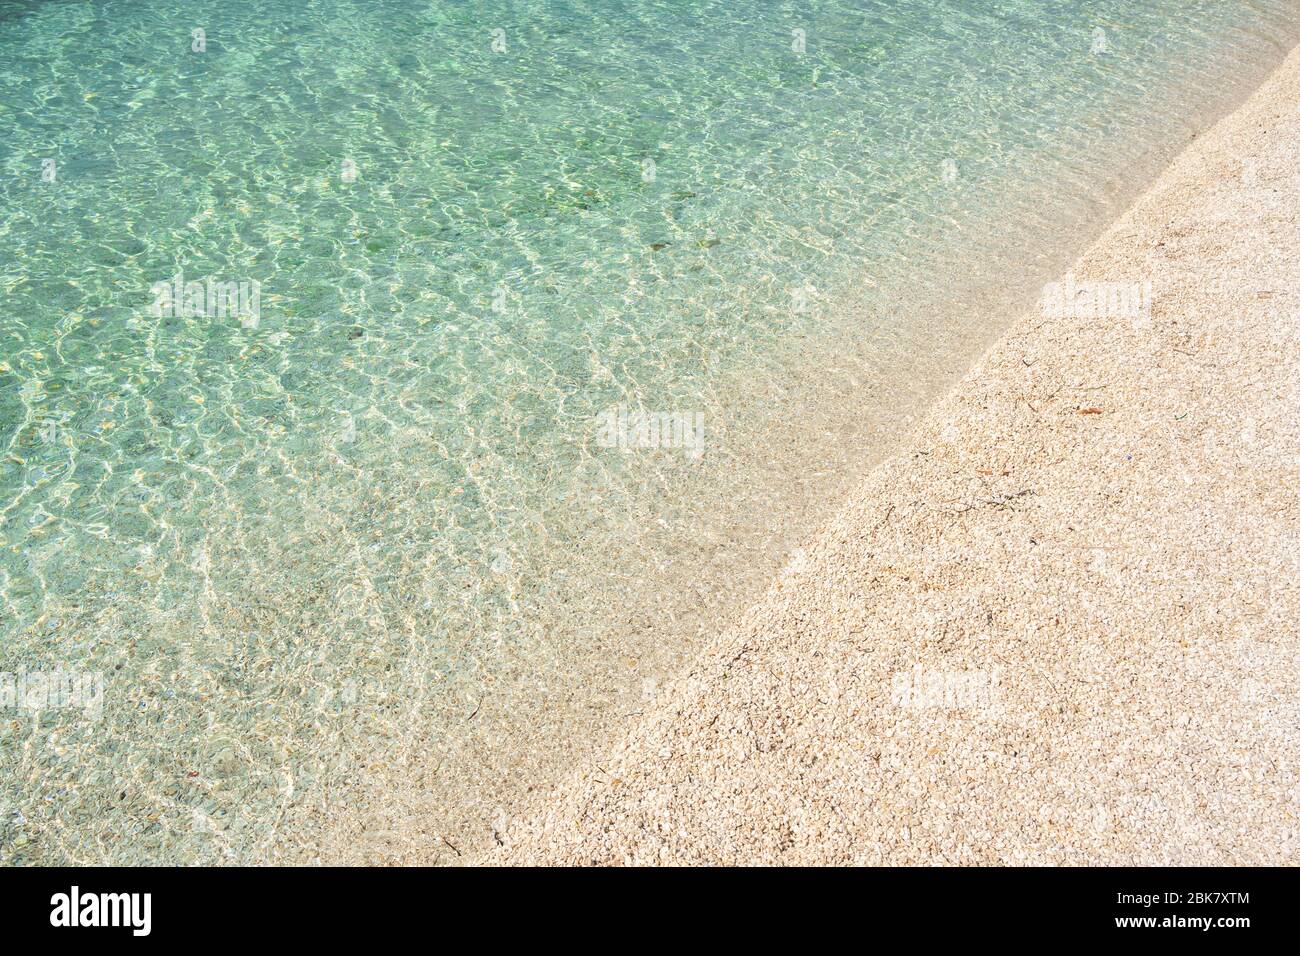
[496,44,1300,865]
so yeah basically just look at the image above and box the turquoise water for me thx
[2,0,1297,863]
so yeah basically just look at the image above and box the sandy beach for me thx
[495,44,1300,866]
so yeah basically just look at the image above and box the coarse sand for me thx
[493,44,1300,865]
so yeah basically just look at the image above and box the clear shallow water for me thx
[1,0,1297,863]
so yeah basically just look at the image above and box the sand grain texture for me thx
[495,45,1300,866]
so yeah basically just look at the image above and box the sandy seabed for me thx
[493,43,1300,865]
